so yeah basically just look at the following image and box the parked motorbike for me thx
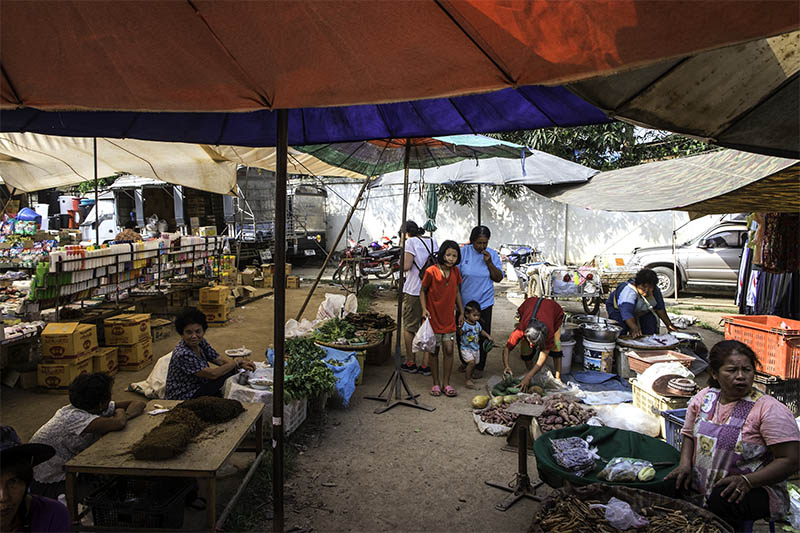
[333,238,402,292]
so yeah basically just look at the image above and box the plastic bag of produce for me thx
[412,318,436,353]
[598,457,656,482]
[550,437,599,476]
[589,497,649,529]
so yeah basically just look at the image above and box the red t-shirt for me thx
[421,265,462,334]
[505,297,564,351]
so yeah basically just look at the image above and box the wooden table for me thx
[64,399,264,532]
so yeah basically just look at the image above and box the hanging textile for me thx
[759,213,800,273]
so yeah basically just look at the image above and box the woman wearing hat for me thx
[0,426,70,532]
[666,340,800,530]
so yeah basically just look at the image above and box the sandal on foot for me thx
[430,385,442,397]
[444,386,457,397]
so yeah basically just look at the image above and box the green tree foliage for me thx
[76,174,122,194]
[437,122,713,206]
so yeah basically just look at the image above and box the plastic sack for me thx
[285,318,320,338]
[598,457,656,482]
[315,293,357,321]
[320,345,360,407]
[593,403,662,438]
[127,352,172,399]
[412,318,436,353]
[472,410,513,437]
[589,497,649,530]
[638,361,694,394]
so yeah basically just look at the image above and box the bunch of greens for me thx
[312,318,357,343]
[284,337,335,403]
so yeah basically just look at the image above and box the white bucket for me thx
[560,340,576,376]
[583,339,615,373]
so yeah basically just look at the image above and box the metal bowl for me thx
[579,323,623,343]
[560,323,580,342]
[568,314,622,327]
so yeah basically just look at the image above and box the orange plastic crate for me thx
[722,315,800,379]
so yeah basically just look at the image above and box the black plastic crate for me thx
[754,372,800,415]
[87,476,192,529]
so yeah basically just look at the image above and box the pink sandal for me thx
[430,385,442,397]
[444,386,457,397]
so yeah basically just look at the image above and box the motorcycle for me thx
[333,238,402,292]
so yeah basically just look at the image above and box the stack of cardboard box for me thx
[261,264,297,289]
[199,286,232,326]
[103,314,153,371]
[38,323,98,390]
[92,347,119,376]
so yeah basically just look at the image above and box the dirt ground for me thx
[0,272,732,532]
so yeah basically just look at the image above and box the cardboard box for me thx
[38,353,93,389]
[199,304,229,323]
[261,264,291,276]
[241,267,258,286]
[200,286,229,305]
[118,355,153,372]
[264,275,273,289]
[92,347,119,375]
[117,338,153,369]
[286,276,300,289]
[103,313,151,346]
[150,318,173,343]
[241,286,257,299]
[41,323,98,359]
[19,370,38,389]
[253,277,265,288]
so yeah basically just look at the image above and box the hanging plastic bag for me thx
[589,497,649,530]
[412,318,436,353]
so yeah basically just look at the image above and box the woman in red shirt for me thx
[420,240,464,397]
[502,296,565,386]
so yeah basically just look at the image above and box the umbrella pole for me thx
[295,177,370,320]
[272,109,288,533]
[477,185,481,226]
[365,139,433,413]
[94,138,99,245]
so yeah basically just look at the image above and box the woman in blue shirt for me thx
[458,226,503,378]
[606,268,678,337]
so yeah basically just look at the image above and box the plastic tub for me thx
[583,339,615,372]
[560,340,576,375]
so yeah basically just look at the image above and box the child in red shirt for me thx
[420,240,464,397]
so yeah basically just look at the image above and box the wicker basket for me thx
[528,483,732,533]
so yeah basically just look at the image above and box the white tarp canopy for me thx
[369,149,598,188]
[0,133,365,194]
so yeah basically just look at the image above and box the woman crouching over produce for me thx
[165,307,255,400]
[666,340,800,530]
[502,296,565,387]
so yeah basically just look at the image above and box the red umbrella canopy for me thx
[1,1,796,112]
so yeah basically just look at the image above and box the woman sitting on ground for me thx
[165,307,255,400]
[29,373,146,498]
[1,426,70,533]
[666,340,800,530]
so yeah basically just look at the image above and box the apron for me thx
[692,388,789,519]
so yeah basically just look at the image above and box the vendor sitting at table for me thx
[502,296,565,385]
[666,340,800,530]
[29,373,146,499]
[606,268,678,337]
[165,307,255,400]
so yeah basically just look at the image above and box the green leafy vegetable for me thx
[283,337,335,403]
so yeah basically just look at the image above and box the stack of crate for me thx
[199,286,232,327]
[38,322,98,390]
[103,314,153,371]
[261,264,298,289]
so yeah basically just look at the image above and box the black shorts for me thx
[521,349,563,362]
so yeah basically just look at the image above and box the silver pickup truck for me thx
[627,221,748,297]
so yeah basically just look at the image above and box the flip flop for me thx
[430,385,442,397]
[444,386,457,397]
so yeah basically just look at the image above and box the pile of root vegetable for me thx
[535,393,595,432]
[478,394,543,426]
[344,312,395,330]
[535,494,724,533]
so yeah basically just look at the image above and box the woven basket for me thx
[528,483,732,533]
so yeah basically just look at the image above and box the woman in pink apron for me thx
[666,340,800,530]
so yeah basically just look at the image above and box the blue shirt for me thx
[461,321,482,351]
[165,339,221,400]
[458,244,502,310]
[607,281,665,322]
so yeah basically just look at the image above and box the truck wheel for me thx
[652,266,676,298]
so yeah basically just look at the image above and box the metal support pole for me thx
[365,139,433,414]
[295,177,370,320]
[563,203,569,265]
[94,138,99,245]
[272,109,288,533]
[672,212,679,304]
[477,185,482,227]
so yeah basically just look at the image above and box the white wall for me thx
[324,182,722,265]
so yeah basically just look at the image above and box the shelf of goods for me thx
[28,236,224,316]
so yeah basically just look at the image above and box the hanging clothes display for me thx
[736,213,800,319]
